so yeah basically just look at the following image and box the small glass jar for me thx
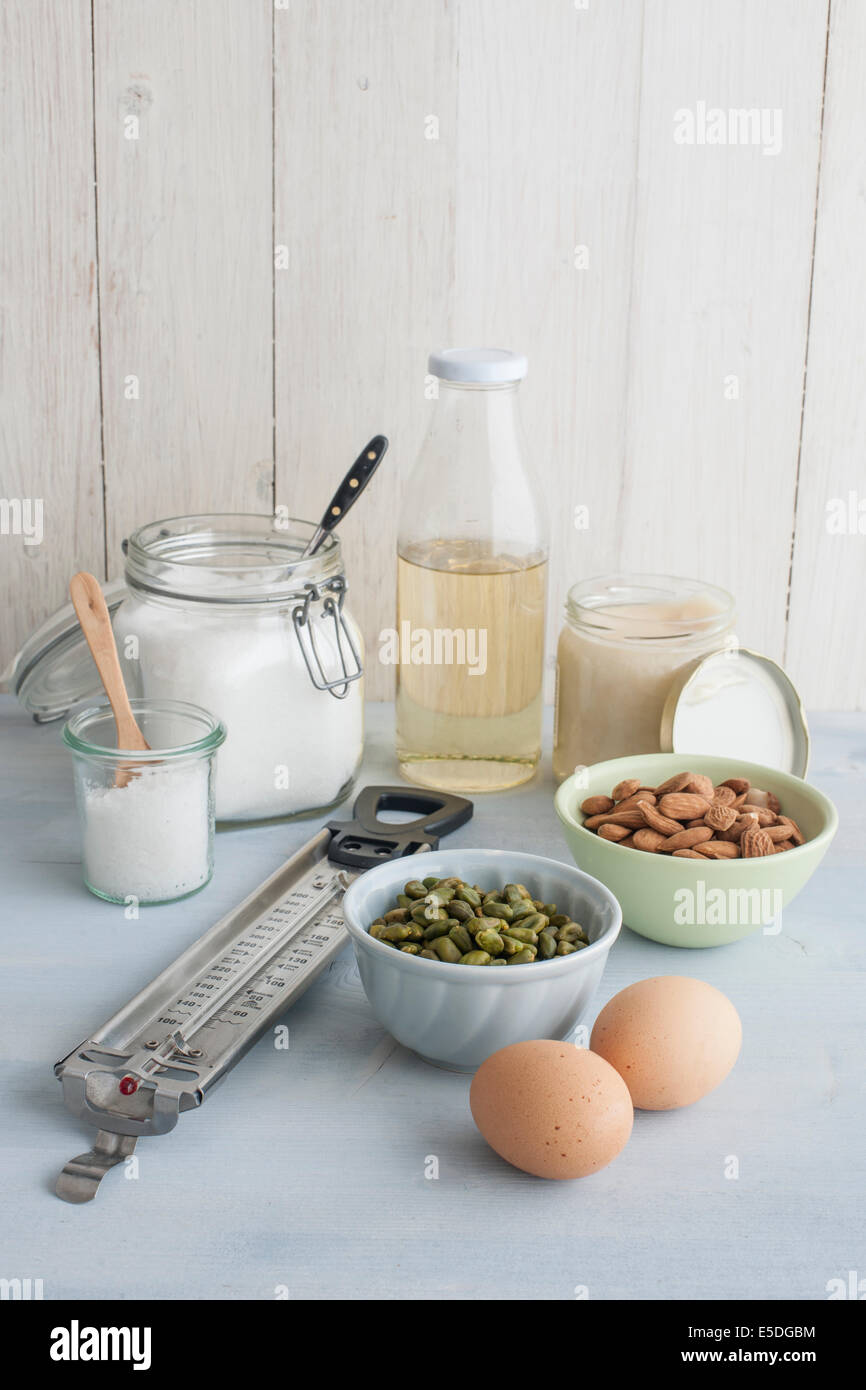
[553,574,736,781]
[113,514,364,824]
[63,699,226,905]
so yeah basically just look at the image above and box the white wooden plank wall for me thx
[1,0,863,709]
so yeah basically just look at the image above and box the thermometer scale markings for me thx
[148,869,351,1045]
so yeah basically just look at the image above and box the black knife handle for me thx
[316,436,388,538]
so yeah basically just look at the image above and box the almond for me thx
[632,828,667,852]
[764,822,794,843]
[766,791,781,816]
[658,792,712,820]
[705,803,738,832]
[613,791,657,813]
[598,822,631,842]
[712,785,737,806]
[672,848,706,858]
[617,834,637,849]
[721,777,750,796]
[696,839,740,859]
[741,824,775,858]
[654,771,692,796]
[685,817,707,828]
[684,773,714,800]
[718,823,746,843]
[638,802,685,836]
[580,794,615,817]
[584,808,646,831]
[773,840,794,853]
[659,825,714,852]
[611,778,641,802]
[777,815,804,846]
[740,804,776,827]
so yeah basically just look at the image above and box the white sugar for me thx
[82,761,211,904]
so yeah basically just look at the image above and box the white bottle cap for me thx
[427,347,528,384]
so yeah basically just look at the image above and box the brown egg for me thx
[470,1040,633,1180]
[590,976,741,1111]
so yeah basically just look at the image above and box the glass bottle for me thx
[396,348,548,791]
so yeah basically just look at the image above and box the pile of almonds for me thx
[580,771,806,859]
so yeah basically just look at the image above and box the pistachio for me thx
[380,924,413,942]
[432,936,463,963]
[475,927,505,955]
[403,879,428,900]
[516,912,549,935]
[459,950,492,966]
[483,901,514,923]
[448,923,474,955]
[509,900,537,922]
[556,922,589,944]
[537,929,558,960]
[399,943,422,954]
[498,933,525,956]
[423,918,452,942]
[502,926,538,946]
[383,908,409,924]
[449,900,476,924]
[507,947,537,965]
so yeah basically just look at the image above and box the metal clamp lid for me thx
[292,575,363,699]
[660,646,810,776]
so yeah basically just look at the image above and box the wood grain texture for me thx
[92,0,274,572]
[1,0,862,711]
[0,1,103,669]
[786,0,866,710]
[451,0,644,701]
[274,0,459,700]
[618,0,829,666]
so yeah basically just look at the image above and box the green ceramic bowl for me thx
[555,754,838,948]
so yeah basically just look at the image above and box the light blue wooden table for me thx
[0,698,863,1301]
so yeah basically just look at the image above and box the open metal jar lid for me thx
[660,646,810,777]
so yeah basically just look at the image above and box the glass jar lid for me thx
[0,578,129,722]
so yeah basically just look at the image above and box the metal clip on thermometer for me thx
[54,786,472,1203]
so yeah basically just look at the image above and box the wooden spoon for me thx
[69,571,149,785]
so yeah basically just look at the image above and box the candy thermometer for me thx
[54,786,472,1203]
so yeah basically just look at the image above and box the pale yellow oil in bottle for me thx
[396,539,547,792]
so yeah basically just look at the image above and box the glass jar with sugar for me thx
[112,515,364,823]
[64,698,225,904]
[553,574,736,782]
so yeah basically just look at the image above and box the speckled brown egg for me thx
[469,1040,633,1179]
[590,975,741,1111]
